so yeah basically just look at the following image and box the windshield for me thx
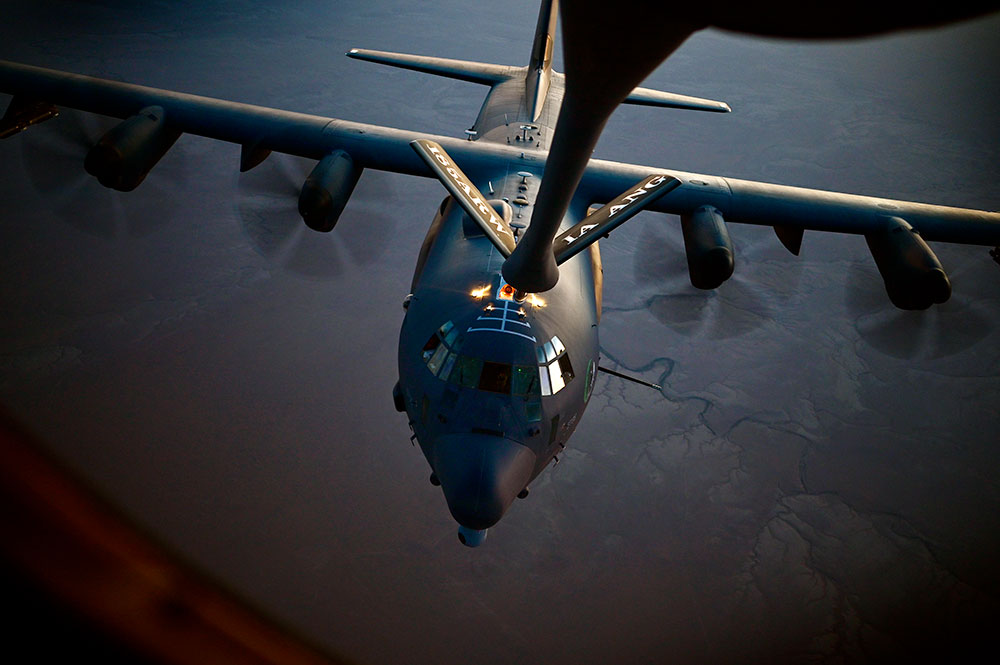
[421,322,573,397]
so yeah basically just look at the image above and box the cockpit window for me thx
[427,344,448,375]
[439,351,458,380]
[423,321,460,376]
[548,362,565,393]
[542,340,557,363]
[513,365,540,396]
[449,355,482,388]
[537,335,574,396]
[420,321,545,414]
[479,361,512,394]
[558,354,574,381]
[422,334,440,362]
[442,321,459,347]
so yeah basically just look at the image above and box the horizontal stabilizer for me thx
[410,139,516,257]
[553,174,680,264]
[624,86,731,113]
[347,49,511,86]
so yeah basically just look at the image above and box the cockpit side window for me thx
[537,335,574,396]
[439,351,458,380]
[442,321,459,347]
[427,344,448,375]
[422,334,440,362]
[423,321,463,377]
[558,354,574,382]
[543,341,557,363]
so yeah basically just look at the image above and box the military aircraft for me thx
[1,1,998,547]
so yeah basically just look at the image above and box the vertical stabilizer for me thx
[526,0,558,121]
[528,0,558,72]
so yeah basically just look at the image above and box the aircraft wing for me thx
[5,58,997,238]
[2,58,999,308]
[0,59,551,199]
[578,159,1000,247]
[0,58,522,228]
[0,60,443,176]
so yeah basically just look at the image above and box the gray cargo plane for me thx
[1,1,998,546]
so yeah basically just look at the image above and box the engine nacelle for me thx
[298,150,361,232]
[84,106,181,191]
[681,205,735,289]
[865,216,951,310]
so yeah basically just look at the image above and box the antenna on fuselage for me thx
[598,365,662,391]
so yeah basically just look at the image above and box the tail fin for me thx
[528,0,558,73]
[526,0,559,121]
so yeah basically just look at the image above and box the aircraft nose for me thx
[432,434,536,531]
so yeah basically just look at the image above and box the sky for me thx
[1,1,999,663]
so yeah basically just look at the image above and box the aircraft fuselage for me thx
[396,68,603,542]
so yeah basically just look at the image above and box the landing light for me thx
[528,294,545,308]
[470,285,490,299]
